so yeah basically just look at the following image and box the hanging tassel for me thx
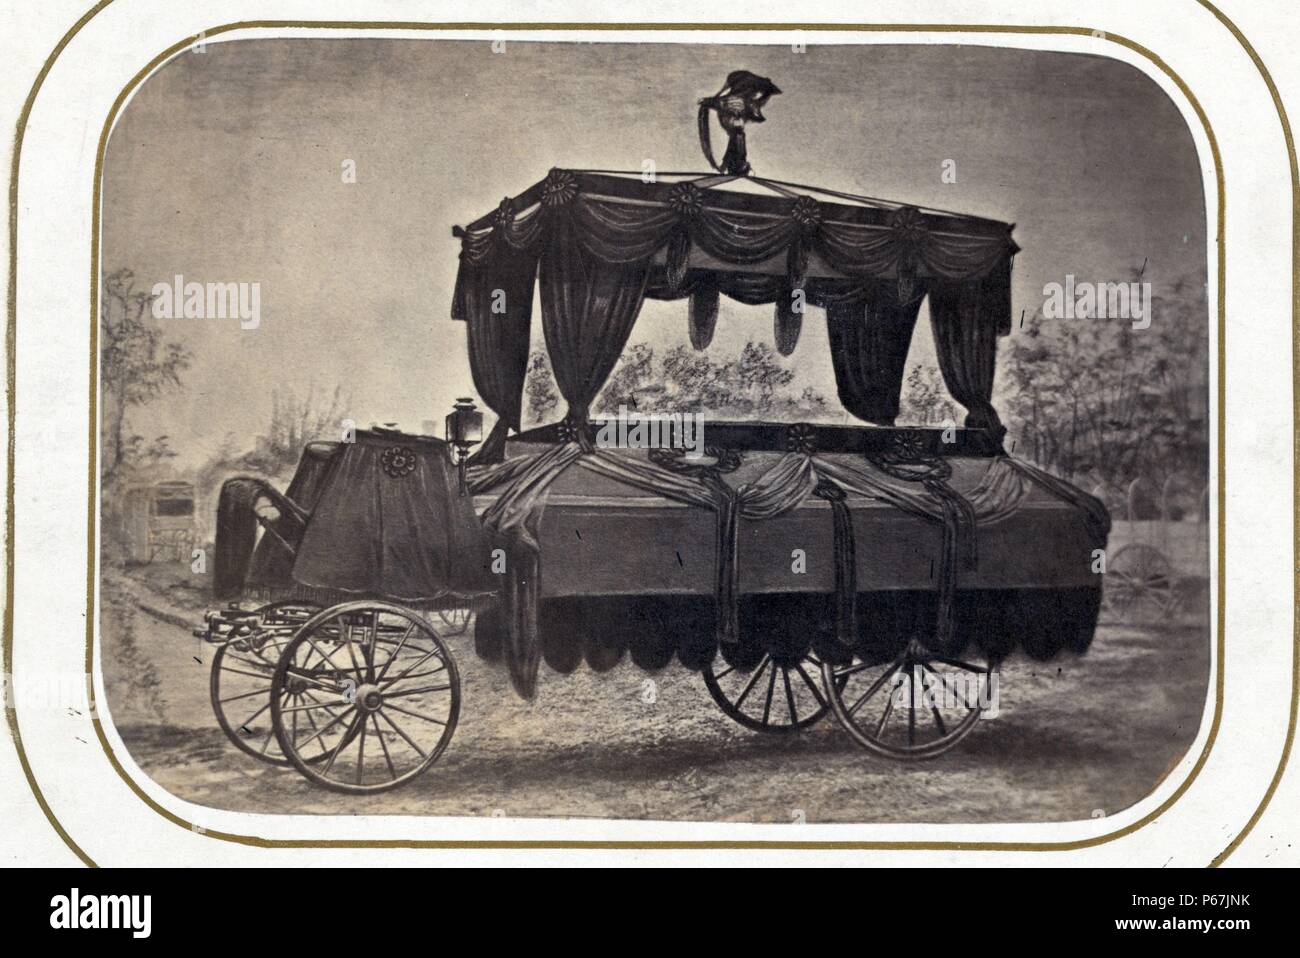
[774,290,803,356]
[897,252,919,305]
[504,539,542,699]
[688,278,719,350]
[713,485,741,647]
[786,239,809,290]
[665,226,691,294]
[813,479,857,649]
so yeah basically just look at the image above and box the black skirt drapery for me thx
[451,170,1018,443]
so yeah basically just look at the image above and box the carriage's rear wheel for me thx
[271,602,460,793]
[209,601,320,765]
[436,607,472,636]
[820,641,996,759]
[704,652,846,734]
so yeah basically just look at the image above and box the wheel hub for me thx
[354,683,384,713]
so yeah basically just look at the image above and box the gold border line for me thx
[1199,0,1299,870]
[0,5,1280,864]
[81,22,1232,855]
[5,0,116,869]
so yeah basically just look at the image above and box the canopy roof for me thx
[457,169,1017,283]
[451,168,1019,458]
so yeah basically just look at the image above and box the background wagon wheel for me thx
[436,606,472,636]
[209,601,321,765]
[271,601,460,793]
[820,641,996,759]
[704,651,847,734]
[1104,543,1175,620]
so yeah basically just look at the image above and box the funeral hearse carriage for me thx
[193,80,1109,793]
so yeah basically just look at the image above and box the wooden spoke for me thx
[276,700,348,715]
[238,699,273,730]
[782,666,799,724]
[916,666,948,736]
[761,662,777,726]
[291,705,359,754]
[821,645,995,760]
[380,647,445,690]
[383,684,453,699]
[792,661,829,709]
[376,624,416,682]
[372,714,397,781]
[847,657,904,718]
[323,712,364,776]
[377,709,427,759]
[218,665,278,682]
[704,650,844,735]
[874,693,895,739]
[219,687,269,706]
[733,656,771,711]
[377,665,447,685]
[383,702,448,726]
[355,719,367,785]
[930,655,988,674]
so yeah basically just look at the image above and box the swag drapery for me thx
[451,169,1019,441]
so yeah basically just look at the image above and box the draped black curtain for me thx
[453,240,538,438]
[451,170,1018,433]
[928,258,1012,435]
[824,279,927,425]
[538,207,651,429]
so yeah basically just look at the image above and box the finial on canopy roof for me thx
[697,71,781,176]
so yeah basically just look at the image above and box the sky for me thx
[101,38,1207,469]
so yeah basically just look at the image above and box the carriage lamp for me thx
[445,397,483,496]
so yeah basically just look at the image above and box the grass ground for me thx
[98,563,1210,823]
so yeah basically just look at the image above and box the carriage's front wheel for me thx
[704,652,845,734]
[820,642,996,759]
[271,601,460,793]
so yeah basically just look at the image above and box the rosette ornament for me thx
[540,168,578,208]
[381,446,417,479]
[888,206,928,304]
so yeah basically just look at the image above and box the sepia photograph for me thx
[93,36,1212,822]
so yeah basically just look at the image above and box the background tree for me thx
[199,385,350,482]
[526,341,830,423]
[1001,268,1209,494]
[194,384,352,528]
[100,268,192,479]
[525,349,560,422]
[900,364,958,426]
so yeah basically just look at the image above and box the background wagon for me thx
[122,480,199,564]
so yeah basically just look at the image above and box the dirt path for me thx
[98,567,1209,823]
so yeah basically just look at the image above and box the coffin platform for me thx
[471,429,1106,672]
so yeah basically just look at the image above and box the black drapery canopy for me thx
[451,169,1018,448]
